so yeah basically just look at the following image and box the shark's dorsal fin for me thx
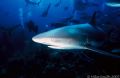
[89,11,97,26]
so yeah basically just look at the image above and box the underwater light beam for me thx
[19,8,24,29]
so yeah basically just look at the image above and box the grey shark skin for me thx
[106,0,120,7]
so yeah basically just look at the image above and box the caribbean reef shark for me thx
[32,12,120,58]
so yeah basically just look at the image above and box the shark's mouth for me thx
[48,45,66,49]
[47,44,87,50]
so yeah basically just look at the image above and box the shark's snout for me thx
[32,35,54,45]
[32,36,40,43]
[32,32,46,43]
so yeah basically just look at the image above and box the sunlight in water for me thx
[19,8,24,29]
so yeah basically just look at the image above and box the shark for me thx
[106,0,120,7]
[32,12,120,58]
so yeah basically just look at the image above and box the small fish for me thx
[41,3,51,17]
[26,20,38,33]
[106,0,120,7]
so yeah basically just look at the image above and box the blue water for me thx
[0,0,120,78]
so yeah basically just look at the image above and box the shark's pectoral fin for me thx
[87,47,120,59]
